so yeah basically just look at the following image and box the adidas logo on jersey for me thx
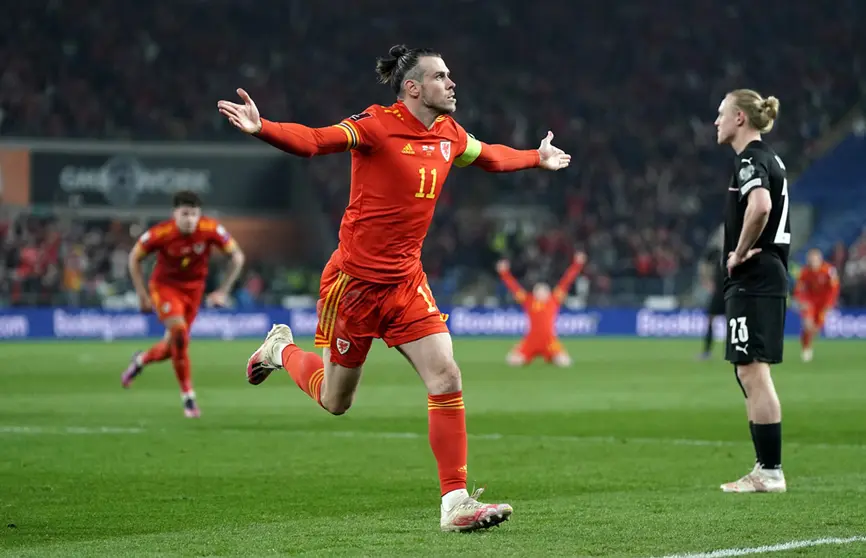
[401,143,415,155]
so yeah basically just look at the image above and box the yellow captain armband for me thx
[454,135,482,168]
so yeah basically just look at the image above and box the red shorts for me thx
[801,304,830,329]
[314,261,450,368]
[150,283,204,326]
[513,338,565,363]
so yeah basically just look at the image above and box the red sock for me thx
[169,324,192,393]
[801,330,813,350]
[281,345,325,404]
[141,340,171,365]
[428,391,468,495]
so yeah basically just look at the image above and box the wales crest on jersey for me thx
[440,141,451,162]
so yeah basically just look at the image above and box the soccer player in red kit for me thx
[122,191,246,417]
[497,252,586,367]
[217,45,571,531]
[794,248,840,362]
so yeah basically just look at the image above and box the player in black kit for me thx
[698,226,725,360]
[715,89,790,493]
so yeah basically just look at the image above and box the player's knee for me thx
[736,362,771,391]
[321,395,353,416]
[320,361,362,416]
[424,357,462,395]
[168,322,189,353]
[320,383,356,416]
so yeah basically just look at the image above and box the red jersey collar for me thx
[394,101,439,133]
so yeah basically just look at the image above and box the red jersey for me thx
[133,217,236,289]
[256,101,540,283]
[795,263,840,307]
[499,260,583,340]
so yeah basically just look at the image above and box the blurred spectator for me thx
[1,0,863,306]
[842,230,866,307]
[237,269,264,309]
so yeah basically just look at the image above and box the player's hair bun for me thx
[376,45,410,87]
[729,89,780,134]
[389,44,409,59]
[761,96,780,121]
[374,45,440,95]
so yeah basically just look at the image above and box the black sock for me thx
[703,319,713,353]
[749,421,761,464]
[753,422,782,469]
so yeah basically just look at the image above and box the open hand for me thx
[537,131,571,171]
[217,88,262,134]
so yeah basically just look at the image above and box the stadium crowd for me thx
[1,0,863,306]
[4,207,866,308]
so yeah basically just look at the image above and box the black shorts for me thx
[724,295,786,365]
[707,288,726,316]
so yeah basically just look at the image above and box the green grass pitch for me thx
[1,338,864,557]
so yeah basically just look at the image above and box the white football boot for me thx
[721,463,786,493]
[246,324,294,385]
[440,488,513,532]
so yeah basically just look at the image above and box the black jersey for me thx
[723,140,791,298]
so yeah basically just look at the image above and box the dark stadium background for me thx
[1,2,865,556]
[1,0,863,309]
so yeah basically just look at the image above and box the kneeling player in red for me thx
[122,191,245,417]
[219,45,571,531]
[497,252,586,367]
[794,248,840,362]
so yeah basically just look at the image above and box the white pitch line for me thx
[282,430,866,451]
[317,430,740,446]
[654,535,866,558]
[0,425,144,435]
[1,426,864,452]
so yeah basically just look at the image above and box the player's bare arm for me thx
[207,241,245,308]
[727,188,771,274]
[716,89,786,493]
[128,243,152,313]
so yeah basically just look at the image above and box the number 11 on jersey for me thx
[416,168,437,199]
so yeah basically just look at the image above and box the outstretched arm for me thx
[217,88,375,157]
[255,120,360,157]
[455,131,571,172]
[554,252,587,302]
[496,260,528,303]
